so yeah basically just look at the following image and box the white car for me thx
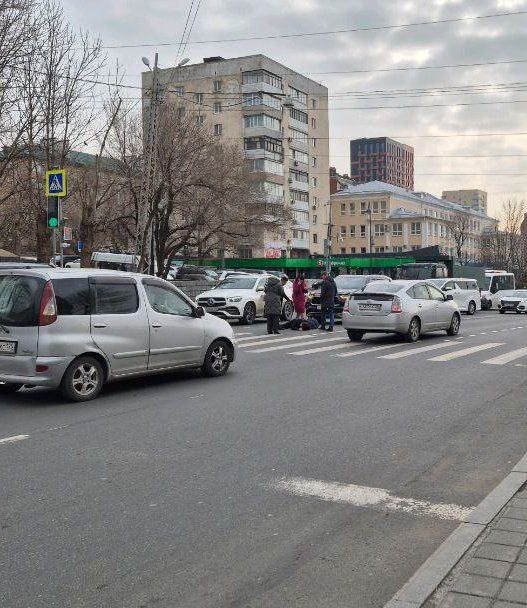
[427,278,481,315]
[196,274,293,325]
[497,290,527,314]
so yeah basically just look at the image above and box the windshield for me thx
[334,276,368,290]
[0,275,45,327]
[216,277,257,290]
[427,279,446,287]
[362,282,401,294]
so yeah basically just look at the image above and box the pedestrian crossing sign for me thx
[45,169,67,197]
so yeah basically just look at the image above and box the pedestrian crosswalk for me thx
[234,328,527,368]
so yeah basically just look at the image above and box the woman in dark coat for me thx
[264,275,288,334]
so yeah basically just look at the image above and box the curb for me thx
[384,453,527,607]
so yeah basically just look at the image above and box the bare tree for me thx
[447,209,471,263]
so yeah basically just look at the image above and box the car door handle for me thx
[152,323,162,328]
[93,323,107,328]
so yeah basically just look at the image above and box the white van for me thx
[481,271,515,310]
[428,278,481,315]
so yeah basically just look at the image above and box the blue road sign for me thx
[77,241,84,252]
[45,169,67,197]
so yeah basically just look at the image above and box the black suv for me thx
[306,274,391,321]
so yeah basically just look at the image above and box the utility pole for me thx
[324,200,333,273]
[136,52,162,273]
[367,204,373,273]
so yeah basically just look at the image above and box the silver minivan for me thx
[0,268,236,401]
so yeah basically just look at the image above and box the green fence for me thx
[175,256,416,270]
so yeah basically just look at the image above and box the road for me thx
[1,311,527,607]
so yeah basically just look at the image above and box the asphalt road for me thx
[2,311,527,608]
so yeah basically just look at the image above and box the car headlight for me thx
[226,297,243,303]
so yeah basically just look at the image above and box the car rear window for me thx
[91,282,139,315]
[52,278,90,315]
[0,274,45,327]
[362,283,401,294]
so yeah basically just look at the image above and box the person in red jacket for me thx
[292,274,308,319]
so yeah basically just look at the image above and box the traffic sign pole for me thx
[44,170,67,264]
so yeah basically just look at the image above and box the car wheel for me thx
[61,356,104,402]
[281,300,294,321]
[467,301,476,316]
[347,329,364,341]
[406,317,421,343]
[239,302,256,325]
[202,340,230,377]
[446,314,461,336]
[0,382,23,394]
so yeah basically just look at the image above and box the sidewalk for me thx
[425,484,527,607]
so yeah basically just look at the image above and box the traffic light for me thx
[47,197,59,228]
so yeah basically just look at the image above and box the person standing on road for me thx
[319,271,337,332]
[264,275,290,334]
[292,274,308,319]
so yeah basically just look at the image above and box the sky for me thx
[62,0,527,218]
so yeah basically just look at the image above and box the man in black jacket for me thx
[319,271,337,332]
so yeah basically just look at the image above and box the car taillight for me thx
[391,296,402,313]
[39,281,57,326]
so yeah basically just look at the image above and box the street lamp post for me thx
[324,200,333,273]
[282,95,294,258]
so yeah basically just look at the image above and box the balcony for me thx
[244,125,282,139]
[293,219,310,230]
[244,148,283,163]
[289,117,309,133]
[288,136,308,153]
[291,200,309,212]
[242,81,283,96]
[290,237,310,250]
[289,179,309,193]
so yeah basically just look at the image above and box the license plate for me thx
[206,306,220,312]
[359,304,381,311]
[0,340,17,354]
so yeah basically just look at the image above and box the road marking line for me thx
[334,342,403,358]
[273,477,471,522]
[480,332,487,335]
[236,333,292,343]
[239,334,318,348]
[252,336,344,353]
[234,332,253,337]
[468,334,476,337]
[482,346,527,366]
[379,340,458,359]
[428,343,504,362]
[491,330,499,333]
[289,340,356,355]
[0,434,29,446]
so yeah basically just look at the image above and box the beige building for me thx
[331,181,498,261]
[147,54,330,258]
[442,189,488,215]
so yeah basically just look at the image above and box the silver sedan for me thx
[342,280,461,342]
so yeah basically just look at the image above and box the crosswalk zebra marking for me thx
[251,336,345,354]
[289,340,355,356]
[378,340,460,360]
[428,343,504,362]
[334,343,403,358]
[238,334,318,348]
[482,346,527,366]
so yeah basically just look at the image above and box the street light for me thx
[141,56,151,69]
[177,57,190,67]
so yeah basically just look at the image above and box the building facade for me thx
[442,189,488,215]
[330,181,498,260]
[147,55,330,258]
[330,166,354,195]
[350,137,414,189]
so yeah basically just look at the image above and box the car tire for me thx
[240,302,256,325]
[405,317,421,343]
[0,382,23,394]
[347,329,364,341]
[61,356,104,402]
[446,314,461,336]
[467,301,476,316]
[281,300,294,321]
[202,340,230,377]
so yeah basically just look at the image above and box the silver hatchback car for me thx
[342,280,461,342]
[0,268,236,401]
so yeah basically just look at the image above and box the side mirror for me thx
[445,294,454,301]
[195,306,205,318]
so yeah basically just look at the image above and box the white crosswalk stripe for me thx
[252,335,345,354]
[238,333,318,348]
[427,343,504,362]
[378,340,460,360]
[334,343,403,358]
[482,346,527,366]
[289,340,355,356]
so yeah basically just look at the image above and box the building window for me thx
[243,92,281,110]
[312,99,317,109]
[291,189,309,203]
[290,169,309,184]
[410,222,421,235]
[244,136,283,161]
[196,115,204,126]
[260,181,284,197]
[289,86,307,105]
[244,114,281,131]
[290,107,308,124]
[194,93,203,104]
[392,223,402,236]
[374,247,385,253]
[250,159,283,175]
[340,203,346,216]
[313,214,317,224]
[349,203,355,215]
[312,138,317,147]
[361,247,366,253]
[373,201,379,213]
[311,117,316,129]
[374,224,385,236]
[242,70,282,90]
[380,201,387,213]
[340,226,346,237]
[350,225,356,237]
[312,157,317,167]
[213,102,222,114]
[291,149,308,164]
[360,225,366,238]
[313,177,317,187]
[290,128,308,143]
[313,234,318,244]
[361,202,368,214]
[313,196,318,206]
[214,124,222,136]
[213,80,222,93]
[174,86,185,95]
[293,209,309,223]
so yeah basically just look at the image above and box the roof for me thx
[333,180,493,220]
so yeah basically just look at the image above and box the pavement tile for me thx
[474,543,521,563]
[486,530,527,547]
[494,518,527,534]
[441,592,491,607]
[452,573,502,598]
[518,548,527,565]
[463,557,510,579]
[499,580,527,604]
[510,564,527,583]
[505,507,527,520]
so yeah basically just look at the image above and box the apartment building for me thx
[330,166,354,195]
[331,181,498,260]
[350,137,414,189]
[147,55,329,258]
[442,189,488,215]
